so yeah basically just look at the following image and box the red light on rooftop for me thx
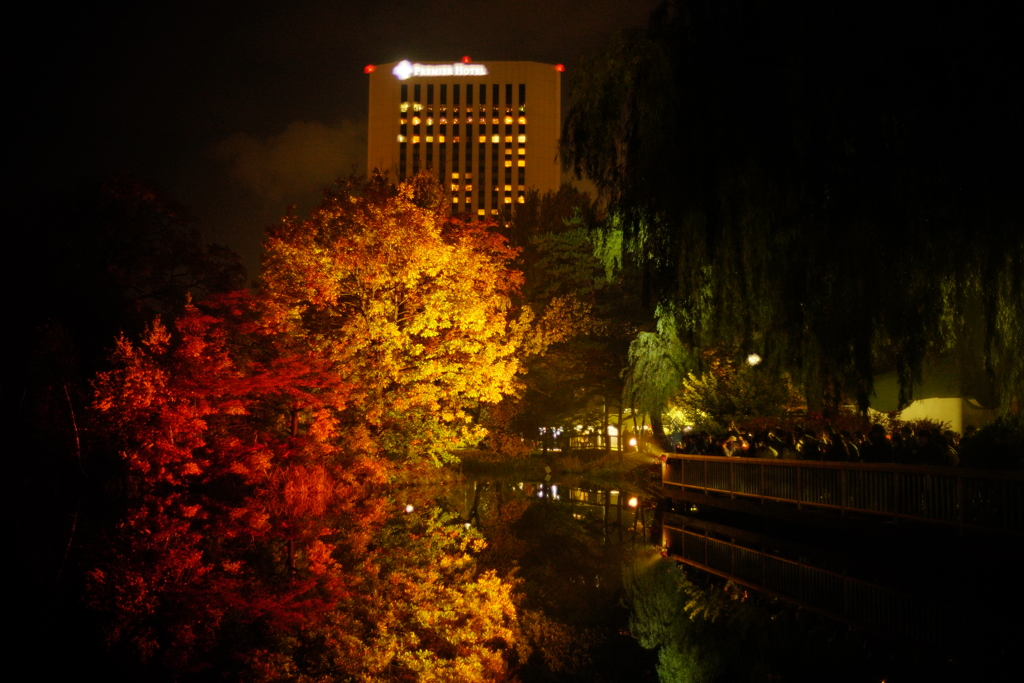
[364,64,376,74]
[555,64,565,72]
[462,55,472,63]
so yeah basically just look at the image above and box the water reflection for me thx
[442,477,660,682]
[449,479,653,547]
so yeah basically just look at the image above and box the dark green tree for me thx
[562,0,1024,414]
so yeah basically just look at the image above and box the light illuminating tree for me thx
[261,174,528,464]
[87,175,530,678]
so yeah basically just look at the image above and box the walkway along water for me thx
[662,454,1024,534]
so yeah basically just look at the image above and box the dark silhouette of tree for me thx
[562,0,1024,413]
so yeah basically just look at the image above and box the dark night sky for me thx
[14,0,658,273]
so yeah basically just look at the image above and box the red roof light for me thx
[462,55,472,63]
[364,64,376,74]
[555,64,565,72]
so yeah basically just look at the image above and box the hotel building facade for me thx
[367,59,561,217]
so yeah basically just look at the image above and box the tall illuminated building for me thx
[366,58,562,218]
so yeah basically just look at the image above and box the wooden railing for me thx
[662,454,1024,533]
[663,523,954,646]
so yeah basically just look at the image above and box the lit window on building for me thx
[426,136,433,143]
[465,172,472,180]
[452,172,459,179]
[517,196,525,203]
[479,135,486,143]
[504,135,512,143]
[492,135,500,143]
[426,118,433,126]
[518,148,525,155]
[453,136,460,143]
[413,103,423,112]
[412,136,420,144]
[492,118,499,125]
[400,117,407,125]
[412,117,421,125]
[504,196,512,204]
[504,116,513,124]
[478,209,486,216]
[504,184,512,191]
[450,184,459,191]
[439,135,445,143]
[397,135,407,143]
[465,184,472,191]
[452,197,459,204]
[518,116,527,124]
[518,160,525,167]
[505,160,512,167]
[517,134,526,143]
[400,103,410,113]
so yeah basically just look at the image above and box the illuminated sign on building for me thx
[391,60,489,80]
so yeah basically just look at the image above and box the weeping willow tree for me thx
[562,0,1024,413]
[623,307,694,441]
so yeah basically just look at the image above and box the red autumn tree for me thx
[89,296,389,670]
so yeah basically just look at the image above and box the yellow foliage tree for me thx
[261,174,527,464]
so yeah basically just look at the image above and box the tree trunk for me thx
[603,398,611,454]
[651,409,667,450]
[616,401,624,463]
[804,374,823,413]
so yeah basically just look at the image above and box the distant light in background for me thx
[628,497,638,508]
[404,504,414,513]
[747,353,762,366]
[629,437,638,447]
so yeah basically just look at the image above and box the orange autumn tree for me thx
[87,176,533,678]
[260,174,527,465]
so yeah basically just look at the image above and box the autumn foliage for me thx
[87,175,528,679]
[261,174,527,465]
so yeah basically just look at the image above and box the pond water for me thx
[432,473,1020,682]
[440,477,661,682]
[24,464,1018,682]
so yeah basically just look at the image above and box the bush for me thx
[959,415,1024,470]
